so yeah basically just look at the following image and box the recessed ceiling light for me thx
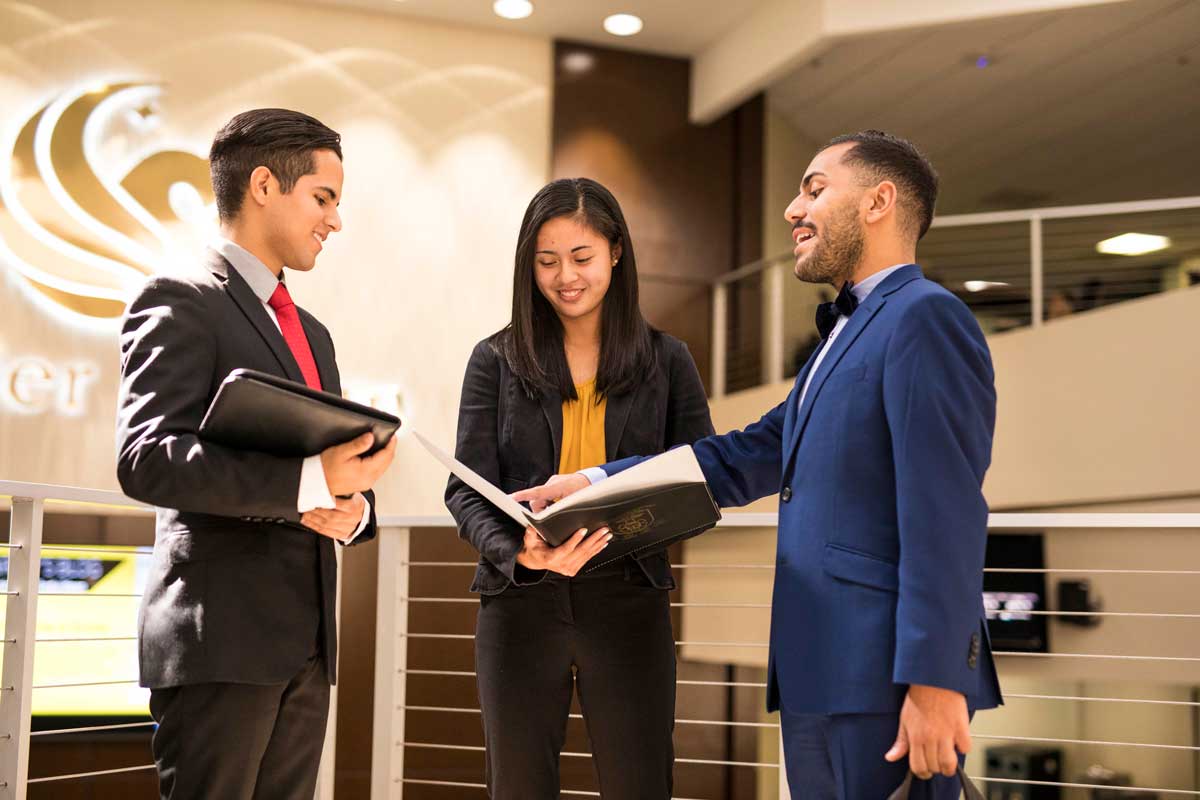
[603,13,643,36]
[1095,233,1171,256]
[493,0,533,20]
[963,280,1010,293]
[561,51,596,74]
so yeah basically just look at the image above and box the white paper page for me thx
[411,431,531,527]
[531,445,704,520]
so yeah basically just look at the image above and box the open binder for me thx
[415,432,721,570]
[199,368,401,458]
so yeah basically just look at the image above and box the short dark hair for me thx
[822,130,938,240]
[209,108,342,222]
[494,178,657,402]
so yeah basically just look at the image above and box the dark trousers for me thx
[148,655,330,800]
[780,709,966,800]
[474,563,676,800]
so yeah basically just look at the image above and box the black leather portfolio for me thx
[541,480,721,571]
[414,433,721,570]
[199,368,401,458]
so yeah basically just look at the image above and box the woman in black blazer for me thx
[445,178,714,799]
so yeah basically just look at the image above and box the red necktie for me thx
[268,282,323,390]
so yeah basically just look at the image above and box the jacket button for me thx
[968,654,978,669]
[781,487,793,503]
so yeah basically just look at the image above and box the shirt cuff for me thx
[341,495,372,545]
[579,467,608,485]
[298,455,336,513]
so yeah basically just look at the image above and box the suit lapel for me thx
[299,313,337,393]
[793,296,885,438]
[783,264,924,473]
[538,389,564,473]
[604,386,635,462]
[781,348,820,462]
[210,251,306,384]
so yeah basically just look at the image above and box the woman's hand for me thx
[512,473,591,513]
[516,525,611,576]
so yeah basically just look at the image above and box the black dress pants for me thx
[474,562,676,800]
[148,655,330,800]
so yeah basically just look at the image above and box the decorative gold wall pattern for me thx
[0,0,552,504]
[0,81,213,319]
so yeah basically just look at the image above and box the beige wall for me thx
[0,0,552,515]
[711,282,1200,510]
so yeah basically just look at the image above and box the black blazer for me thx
[116,250,376,689]
[446,331,715,595]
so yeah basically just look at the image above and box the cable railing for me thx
[4,483,1197,798]
[706,195,1200,398]
[0,481,342,800]
[374,512,1200,799]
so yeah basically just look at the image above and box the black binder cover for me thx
[199,368,400,458]
[533,482,721,572]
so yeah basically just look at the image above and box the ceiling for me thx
[766,0,1200,213]
[310,0,772,57]
[311,0,1199,215]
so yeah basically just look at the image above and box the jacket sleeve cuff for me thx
[495,536,547,587]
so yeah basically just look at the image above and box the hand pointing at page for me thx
[512,473,591,512]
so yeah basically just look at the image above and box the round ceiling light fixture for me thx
[493,0,533,20]
[603,13,644,36]
[561,51,596,74]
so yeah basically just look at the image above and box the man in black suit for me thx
[116,108,396,800]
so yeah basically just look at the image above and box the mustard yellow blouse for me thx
[559,379,607,474]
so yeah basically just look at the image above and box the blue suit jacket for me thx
[606,265,1003,715]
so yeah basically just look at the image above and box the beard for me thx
[793,199,864,286]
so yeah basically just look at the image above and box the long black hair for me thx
[494,177,656,402]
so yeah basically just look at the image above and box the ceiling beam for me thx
[689,0,1133,124]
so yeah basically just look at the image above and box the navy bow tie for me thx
[815,282,858,339]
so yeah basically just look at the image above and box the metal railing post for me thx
[0,498,44,800]
[314,546,343,800]
[1030,215,1044,328]
[778,725,789,799]
[763,261,785,386]
[371,527,410,798]
[711,283,728,399]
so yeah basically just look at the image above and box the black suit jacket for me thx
[446,331,715,594]
[116,250,375,689]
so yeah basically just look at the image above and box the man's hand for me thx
[320,433,397,496]
[512,473,590,513]
[885,684,970,779]
[516,525,611,576]
[301,493,367,542]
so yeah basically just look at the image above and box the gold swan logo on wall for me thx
[0,81,213,321]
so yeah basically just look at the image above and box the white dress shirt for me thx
[215,238,370,541]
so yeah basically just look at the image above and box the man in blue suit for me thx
[515,130,1002,797]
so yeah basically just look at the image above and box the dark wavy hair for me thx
[822,129,938,241]
[209,108,342,223]
[494,178,657,402]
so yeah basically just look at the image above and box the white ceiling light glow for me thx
[493,0,533,21]
[603,13,644,36]
[963,281,1010,293]
[1095,233,1171,256]
[561,51,596,74]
